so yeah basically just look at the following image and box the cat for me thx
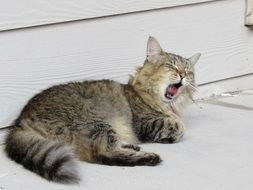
[4,36,200,184]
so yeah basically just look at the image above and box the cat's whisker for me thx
[191,84,198,91]
[190,84,198,91]
[185,82,198,91]
[170,99,177,107]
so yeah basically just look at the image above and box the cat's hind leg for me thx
[121,143,141,151]
[77,122,161,166]
[97,147,161,166]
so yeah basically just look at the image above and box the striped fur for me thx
[5,128,79,184]
[4,37,199,184]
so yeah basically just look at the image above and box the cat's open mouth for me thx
[165,82,182,99]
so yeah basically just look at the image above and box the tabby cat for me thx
[5,37,200,184]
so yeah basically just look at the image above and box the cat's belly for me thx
[109,117,138,144]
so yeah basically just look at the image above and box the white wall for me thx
[0,0,252,128]
[0,0,217,31]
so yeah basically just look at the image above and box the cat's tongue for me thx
[167,86,178,96]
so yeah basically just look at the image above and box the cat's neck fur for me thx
[128,79,178,116]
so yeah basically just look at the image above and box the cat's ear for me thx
[189,53,201,65]
[146,36,163,64]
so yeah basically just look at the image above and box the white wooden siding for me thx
[245,0,253,26]
[0,0,252,128]
[0,0,218,31]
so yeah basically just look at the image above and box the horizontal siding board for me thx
[0,0,252,128]
[0,0,219,31]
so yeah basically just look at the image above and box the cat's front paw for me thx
[155,118,184,144]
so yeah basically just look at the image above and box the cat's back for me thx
[17,80,129,122]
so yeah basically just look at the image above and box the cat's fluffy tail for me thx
[5,128,80,184]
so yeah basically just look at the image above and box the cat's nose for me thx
[179,72,186,79]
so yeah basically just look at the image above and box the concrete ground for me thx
[0,92,252,190]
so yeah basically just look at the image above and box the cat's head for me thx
[129,36,201,113]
